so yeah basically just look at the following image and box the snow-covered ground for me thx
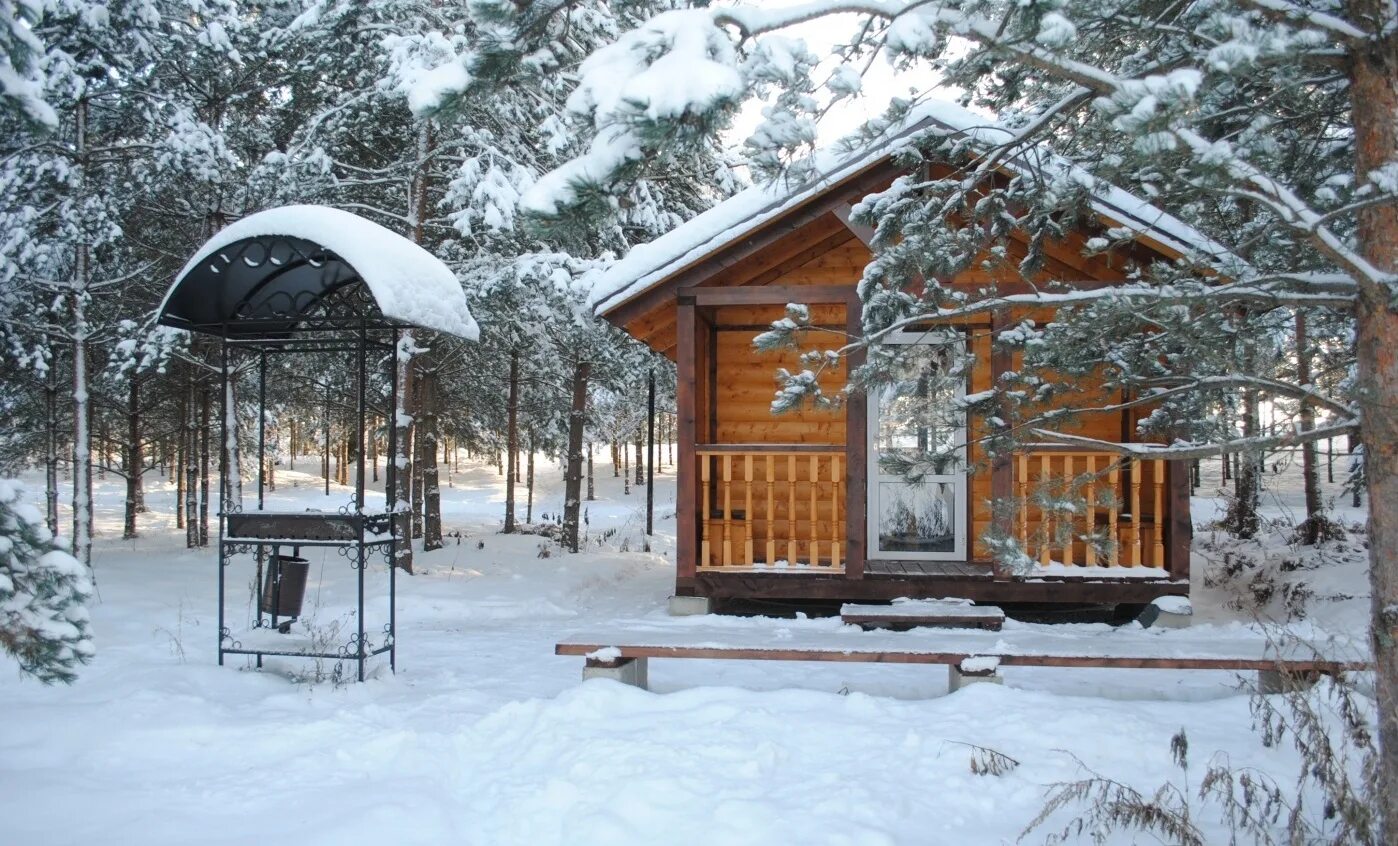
[0,453,1374,845]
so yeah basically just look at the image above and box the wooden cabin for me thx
[594,102,1207,610]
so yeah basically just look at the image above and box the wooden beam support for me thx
[1167,459,1192,581]
[989,308,1013,579]
[689,285,856,307]
[844,292,867,580]
[832,202,877,248]
[675,301,699,590]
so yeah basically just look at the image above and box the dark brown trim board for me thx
[844,291,867,580]
[675,301,698,590]
[695,571,1188,605]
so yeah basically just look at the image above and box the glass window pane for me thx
[874,340,965,474]
[877,481,957,553]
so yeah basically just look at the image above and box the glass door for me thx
[866,331,968,560]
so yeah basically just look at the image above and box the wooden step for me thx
[840,598,1005,631]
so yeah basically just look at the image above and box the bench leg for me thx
[584,657,649,690]
[668,595,712,616]
[948,663,1003,693]
[1257,667,1320,694]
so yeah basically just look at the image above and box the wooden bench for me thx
[840,599,1005,631]
[556,624,1371,695]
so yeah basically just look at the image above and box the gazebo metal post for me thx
[355,323,367,681]
[323,377,331,496]
[257,348,267,510]
[386,327,399,672]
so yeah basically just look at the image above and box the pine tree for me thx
[0,479,93,684]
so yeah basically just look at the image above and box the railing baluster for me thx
[1129,458,1141,567]
[1062,454,1074,567]
[831,455,842,570]
[1152,459,1165,567]
[1023,453,1034,556]
[1039,453,1052,566]
[808,455,819,566]
[722,454,732,567]
[743,454,754,565]
[1108,462,1120,566]
[787,454,796,565]
[700,453,711,569]
[765,455,775,565]
[1085,455,1097,567]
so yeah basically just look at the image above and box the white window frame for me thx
[866,328,969,561]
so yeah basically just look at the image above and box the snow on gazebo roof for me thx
[160,205,479,340]
[589,99,1238,318]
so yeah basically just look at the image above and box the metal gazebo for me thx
[158,205,478,681]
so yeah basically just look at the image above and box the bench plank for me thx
[557,622,1370,674]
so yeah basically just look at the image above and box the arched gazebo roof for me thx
[158,205,479,340]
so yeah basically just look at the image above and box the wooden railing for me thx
[1015,450,1167,568]
[697,445,845,571]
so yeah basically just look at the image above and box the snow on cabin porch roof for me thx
[588,98,1238,322]
[158,205,479,340]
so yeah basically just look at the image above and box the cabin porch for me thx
[673,283,1191,605]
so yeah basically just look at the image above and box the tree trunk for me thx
[71,318,92,565]
[392,334,416,572]
[185,384,199,549]
[175,431,185,531]
[409,367,427,540]
[96,415,107,479]
[1296,311,1325,543]
[224,378,241,510]
[370,418,378,483]
[1350,432,1363,507]
[612,440,620,477]
[44,359,59,536]
[289,418,296,470]
[421,368,443,551]
[563,361,591,552]
[1343,5,1398,831]
[199,388,210,547]
[634,427,644,487]
[1226,390,1260,538]
[622,439,630,495]
[586,442,595,502]
[123,377,141,540]
[525,430,535,524]
[504,350,519,533]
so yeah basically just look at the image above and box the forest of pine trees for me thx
[0,0,726,566]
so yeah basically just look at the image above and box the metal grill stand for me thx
[158,227,461,682]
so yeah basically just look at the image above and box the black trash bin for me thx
[260,555,310,618]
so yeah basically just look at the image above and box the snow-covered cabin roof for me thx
[159,205,479,340]
[590,99,1235,319]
